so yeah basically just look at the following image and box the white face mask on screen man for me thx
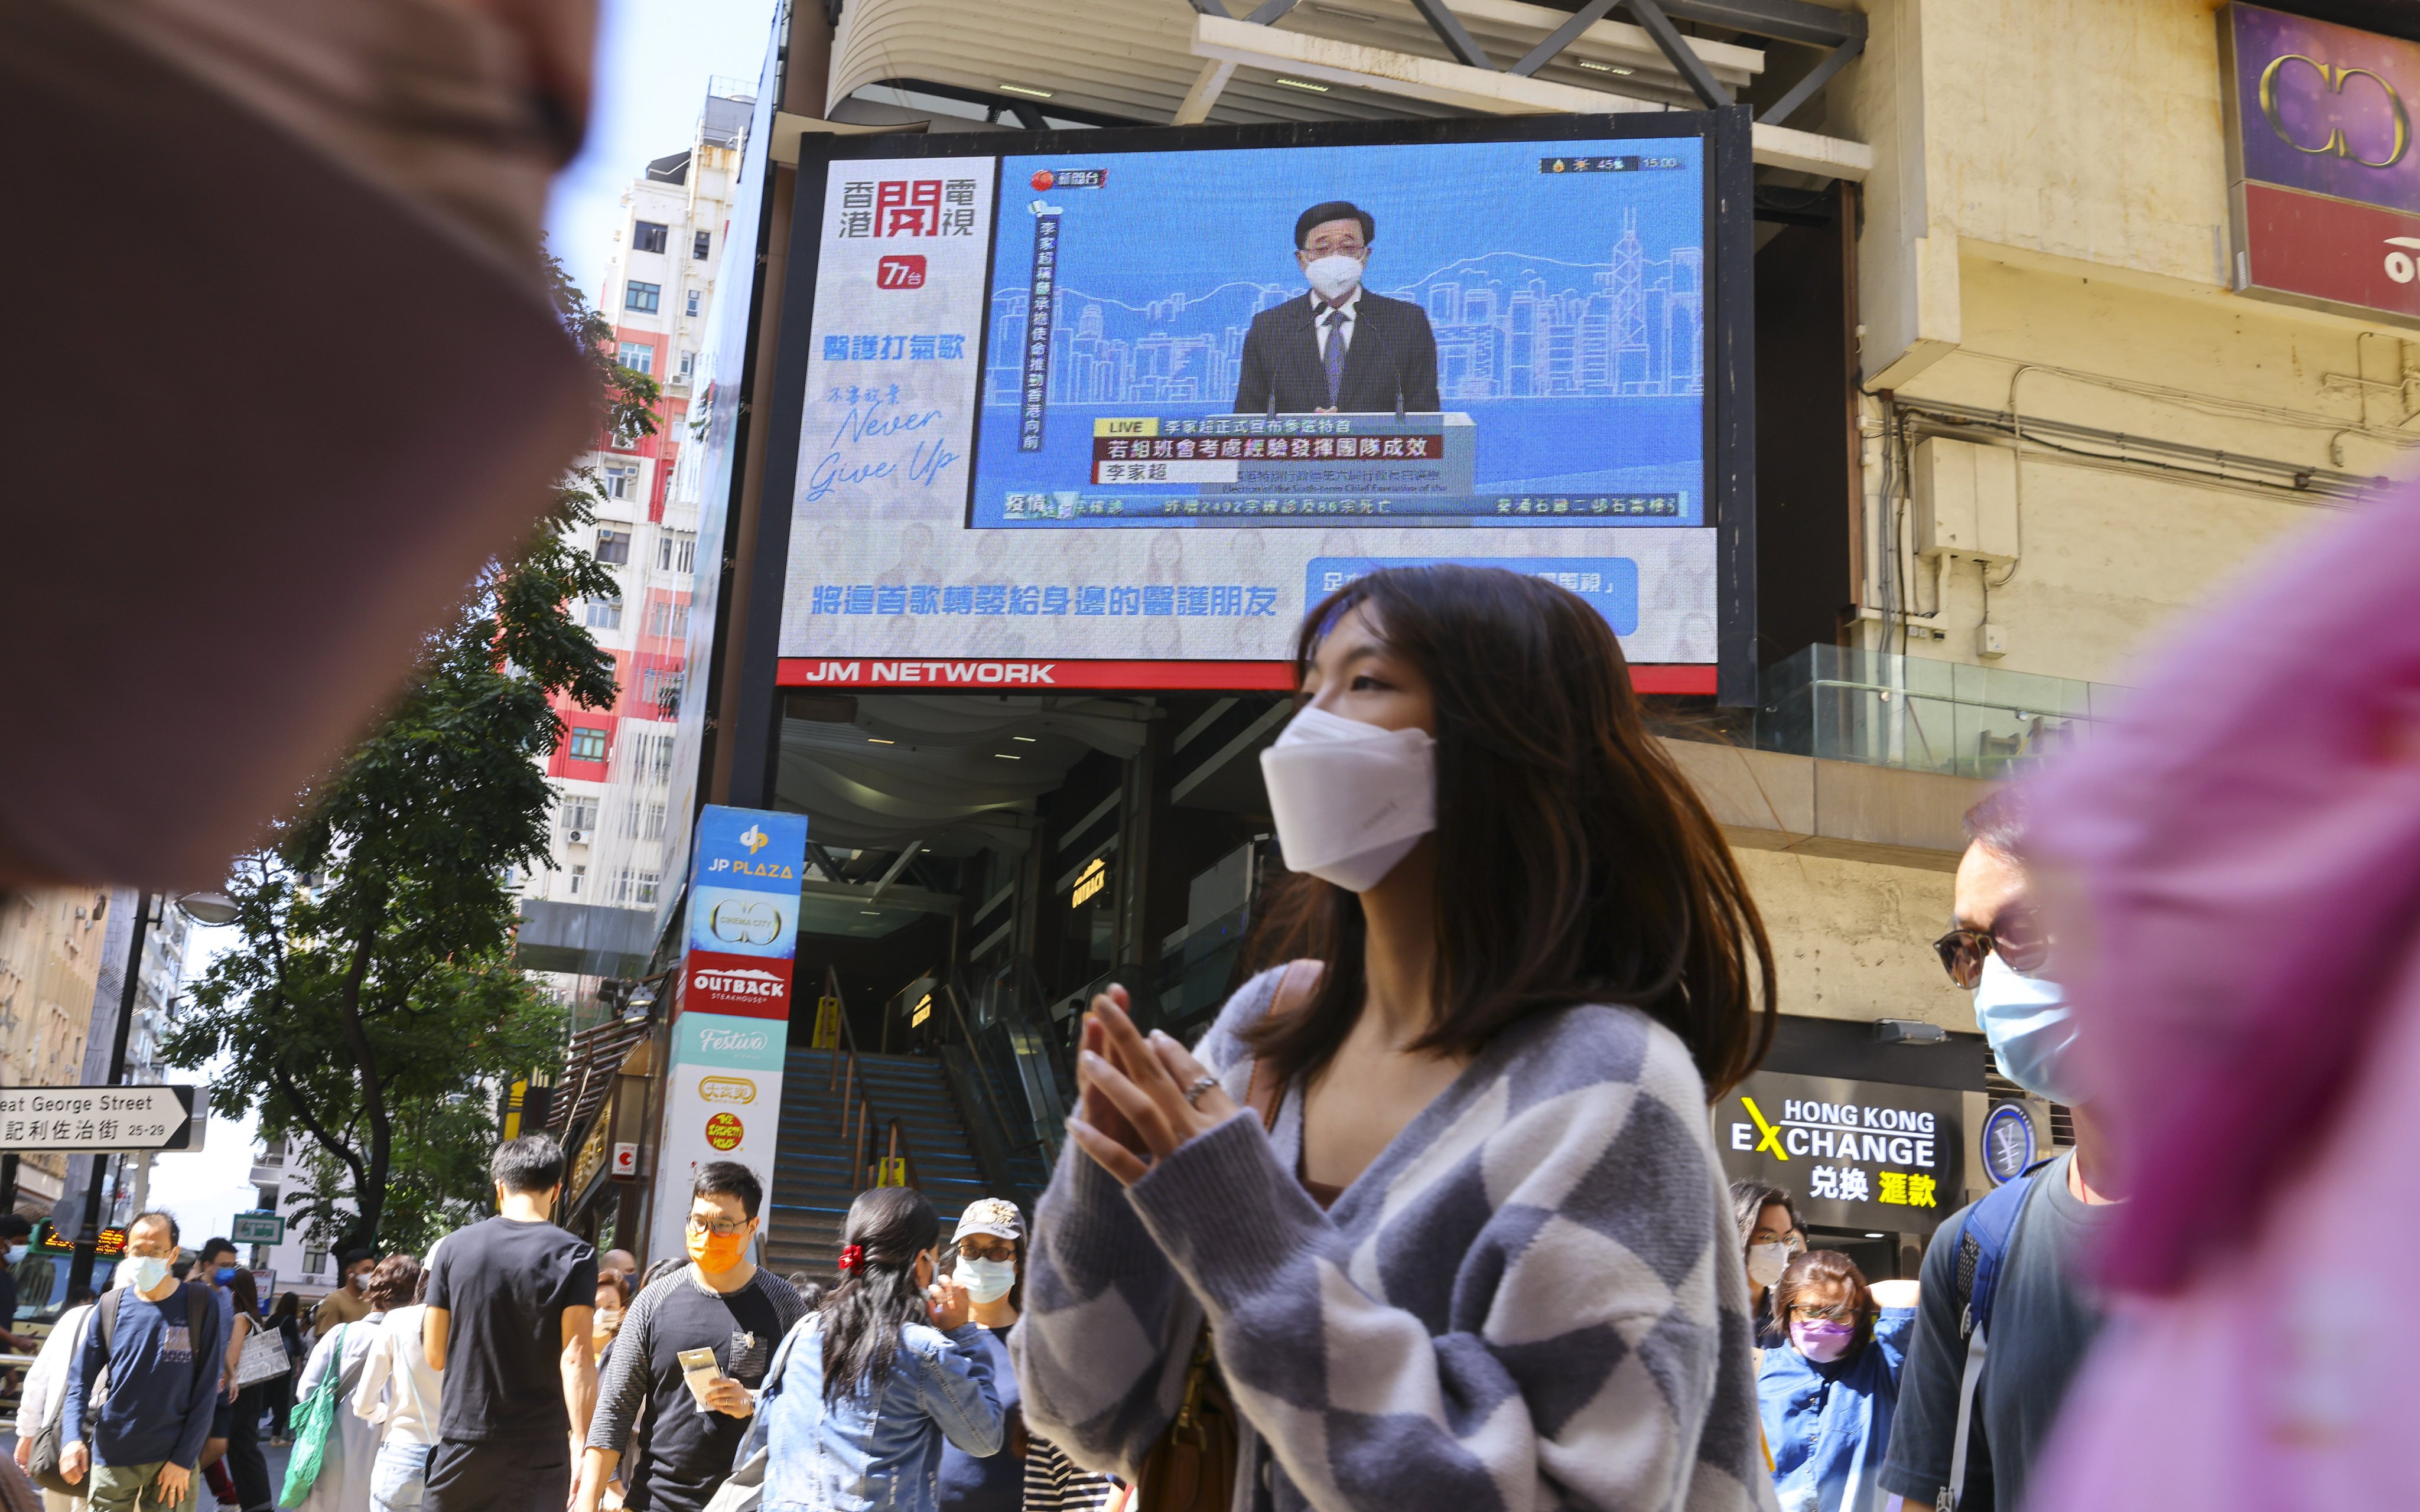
[1303,253,1364,302]
[1259,706,1437,892]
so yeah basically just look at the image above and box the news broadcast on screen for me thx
[778,118,1744,690]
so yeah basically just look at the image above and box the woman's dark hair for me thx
[1245,566,1777,1097]
[817,1187,939,1406]
[1729,1181,1802,1249]
[596,1270,632,1308]
[1772,1249,1878,1354]
[269,1291,302,1324]
[632,1255,684,1300]
[362,1254,421,1312]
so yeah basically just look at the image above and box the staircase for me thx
[766,1049,998,1276]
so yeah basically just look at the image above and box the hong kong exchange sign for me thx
[2221,4,2420,325]
[1716,1071,1963,1236]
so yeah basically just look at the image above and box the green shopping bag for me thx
[278,1324,349,1509]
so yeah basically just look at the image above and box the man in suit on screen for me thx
[1234,200,1440,415]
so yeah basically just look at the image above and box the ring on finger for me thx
[1182,1073,1218,1107]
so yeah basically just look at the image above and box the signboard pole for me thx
[648,805,809,1265]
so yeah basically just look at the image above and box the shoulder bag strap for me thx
[1243,959,1323,1133]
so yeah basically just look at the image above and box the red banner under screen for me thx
[775,658,1714,694]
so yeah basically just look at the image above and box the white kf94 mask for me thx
[1259,706,1436,892]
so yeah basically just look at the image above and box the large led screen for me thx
[779,122,1735,689]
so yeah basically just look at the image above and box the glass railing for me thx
[1754,645,2125,780]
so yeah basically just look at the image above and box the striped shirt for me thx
[1021,1438,1116,1512]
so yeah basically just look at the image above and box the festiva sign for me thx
[2223,3,2420,324]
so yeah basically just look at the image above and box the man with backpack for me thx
[56,1211,230,1512]
[1879,791,2119,1512]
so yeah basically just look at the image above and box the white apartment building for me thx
[516,80,751,998]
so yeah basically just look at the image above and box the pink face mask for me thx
[1790,1319,1856,1363]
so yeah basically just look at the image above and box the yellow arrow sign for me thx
[1741,1096,1788,1161]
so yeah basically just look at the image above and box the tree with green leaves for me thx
[165,254,659,1252]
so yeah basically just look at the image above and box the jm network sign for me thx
[653,805,808,1263]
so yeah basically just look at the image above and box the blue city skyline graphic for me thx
[967,136,1709,529]
[984,221,1705,409]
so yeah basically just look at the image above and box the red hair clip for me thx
[837,1244,864,1272]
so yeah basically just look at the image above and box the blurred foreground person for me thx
[1020,565,1779,1512]
[1757,1252,1917,1512]
[1879,792,2116,1512]
[741,1188,1001,1512]
[1,0,600,889]
[2016,480,2420,1506]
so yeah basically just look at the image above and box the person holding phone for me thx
[574,1165,805,1512]
[741,1188,1002,1512]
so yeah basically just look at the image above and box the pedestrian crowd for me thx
[10,546,2402,1512]
[4,1140,1106,1512]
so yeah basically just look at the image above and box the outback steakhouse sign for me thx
[1716,1071,1964,1236]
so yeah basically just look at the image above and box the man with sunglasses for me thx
[1880,789,2119,1512]
[574,1163,806,1512]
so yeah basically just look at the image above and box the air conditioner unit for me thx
[567,829,590,845]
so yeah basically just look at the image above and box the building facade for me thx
[0,888,113,1216]
[515,83,754,1006]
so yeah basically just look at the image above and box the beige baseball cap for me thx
[951,1198,1025,1243]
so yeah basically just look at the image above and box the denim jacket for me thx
[741,1312,1004,1512]
[1757,1306,1917,1512]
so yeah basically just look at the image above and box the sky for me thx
[547,0,783,301]
[141,926,262,1249]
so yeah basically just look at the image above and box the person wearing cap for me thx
[572,1164,808,1512]
[935,1201,1117,1512]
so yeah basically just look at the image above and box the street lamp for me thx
[61,891,242,1293]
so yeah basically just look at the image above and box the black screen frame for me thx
[759,106,1756,704]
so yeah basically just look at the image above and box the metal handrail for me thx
[821,975,915,1195]
[1804,676,2109,724]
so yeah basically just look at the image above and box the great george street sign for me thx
[0,1084,204,1151]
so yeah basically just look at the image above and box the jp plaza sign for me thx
[1717,1071,1964,1235]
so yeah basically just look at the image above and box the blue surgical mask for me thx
[214,1266,238,1286]
[1973,952,2088,1105]
[4,1244,25,1265]
[122,1255,172,1293]
[956,1257,1017,1305]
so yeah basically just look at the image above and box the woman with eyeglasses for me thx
[933,1201,1119,1512]
[1731,1181,1807,1347]
[1757,1251,1919,1512]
